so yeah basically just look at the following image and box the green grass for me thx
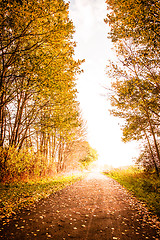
[0,174,83,220]
[103,167,160,218]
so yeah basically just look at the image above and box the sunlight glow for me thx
[67,0,140,167]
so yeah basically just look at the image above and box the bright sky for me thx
[67,0,140,168]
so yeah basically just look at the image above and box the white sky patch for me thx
[65,0,140,167]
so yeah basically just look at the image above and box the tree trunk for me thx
[0,93,5,147]
[144,129,159,177]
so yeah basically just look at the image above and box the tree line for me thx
[105,0,160,175]
[0,0,97,181]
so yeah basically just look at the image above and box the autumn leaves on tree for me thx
[105,0,160,175]
[1,0,159,181]
[0,0,96,181]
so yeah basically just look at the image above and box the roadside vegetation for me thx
[0,174,83,220]
[0,140,97,220]
[104,0,160,220]
[0,0,94,182]
[104,167,160,218]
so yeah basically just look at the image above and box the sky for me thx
[66,0,140,168]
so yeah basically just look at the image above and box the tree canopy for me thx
[105,0,160,175]
[0,0,89,181]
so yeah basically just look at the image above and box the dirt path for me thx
[0,172,160,240]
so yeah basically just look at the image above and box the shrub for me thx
[0,146,56,182]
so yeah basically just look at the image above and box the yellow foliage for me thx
[0,146,56,182]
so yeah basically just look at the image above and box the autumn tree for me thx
[0,0,85,180]
[62,115,88,171]
[105,0,160,89]
[79,142,98,169]
[109,72,160,175]
[105,0,160,55]
[105,0,160,174]
[137,142,160,174]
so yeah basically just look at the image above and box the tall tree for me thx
[105,0,160,171]
[0,0,86,177]
[0,0,83,147]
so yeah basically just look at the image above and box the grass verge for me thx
[103,167,160,218]
[0,174,83,220]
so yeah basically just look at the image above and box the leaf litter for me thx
[0,172,160,239]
